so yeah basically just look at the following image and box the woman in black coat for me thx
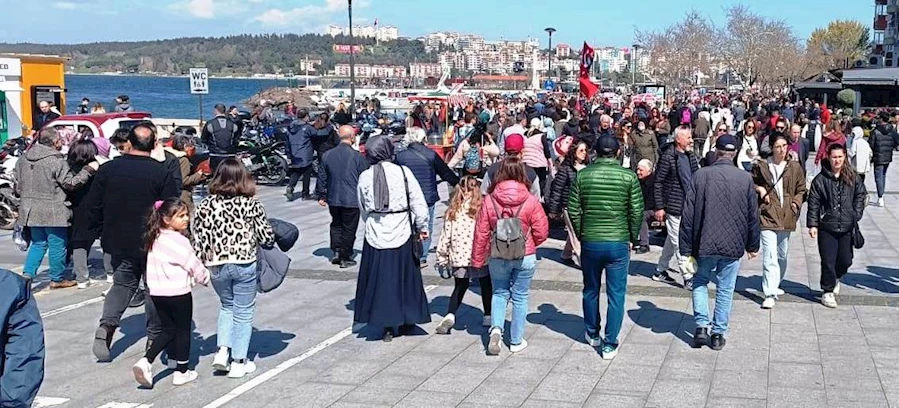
[67,139,104,288]
[546,139,590,266]
[806,143,867,309]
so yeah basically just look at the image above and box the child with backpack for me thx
[434,177,492,334]
[471,157,549,355]
[132,198,209,388]
[448,125,500,178]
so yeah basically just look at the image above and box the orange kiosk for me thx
[0,53,69,142]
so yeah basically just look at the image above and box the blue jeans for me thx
[489,255,536,345]
[875,164,889,198]
[421,205,436,262]
[692,256,741,335]
[581,241,630,346]
[23,226,68,282]
[211,262,257,361]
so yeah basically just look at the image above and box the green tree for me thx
[807,20,871,70]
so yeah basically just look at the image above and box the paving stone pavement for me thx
[5,155,899,407]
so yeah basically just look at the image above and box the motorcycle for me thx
[0,139,25,230]
[237,124,290,185]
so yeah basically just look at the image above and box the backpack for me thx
[489,196,528,260]
[681,108,692,126]
[463,144,484,174]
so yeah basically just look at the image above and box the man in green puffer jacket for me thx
[567,136,643,360]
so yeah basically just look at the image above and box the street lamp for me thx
[631,44,641,91]
[545,27,556,81]
[348,0,356,116]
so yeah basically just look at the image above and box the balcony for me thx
[876,15,889,30]
[877,0,887,5]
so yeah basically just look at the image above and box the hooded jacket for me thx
[815,131,846,165]
[870,123,896,165]
[286,119,319,168]
[14,143,94,227]
[472,180,549,267]
[632,128,659,168]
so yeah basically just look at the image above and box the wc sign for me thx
[189,68,209,94]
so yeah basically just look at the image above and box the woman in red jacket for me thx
[472,157,549,356]
[815,119,847,167]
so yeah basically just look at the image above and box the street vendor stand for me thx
[407,93,471,161]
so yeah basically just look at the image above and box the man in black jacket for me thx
[395,127,459,266]
[86,123,180,362]
[652,126,700,287]
[286,109,320,201]
[316,125,370,268]
[201,104,240,173]
[32,101,60,132]
[871,113,896,207]
[680,135,760,350]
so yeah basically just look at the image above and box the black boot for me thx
[710,333,726,351]
[92,325,114,362]
[693,327,709,349]
[382,328,394,342]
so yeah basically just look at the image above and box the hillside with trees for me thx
[0,34,436,75]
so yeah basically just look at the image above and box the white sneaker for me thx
[172,370,199,386]
[585,332,601,347]
[822,292,838,308]
[878,198,885,207]
[227,360,257,379]
[509,339,528,353]
[101,288,109,297]
[106,274,114,283]
[132,358,153,387]
[833,282,841,295]
[487,328,502,356]
[774,288,785,296]
[482,315,491,327]
[212,348,230,372]
[77,281,90,289]
[435,315,455,335]
[761,296,776,309]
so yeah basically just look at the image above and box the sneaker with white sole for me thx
[227,360,256,379]
[132,357,154,387]
[487,328,502,356]
[878,197,885,207]
[833,282,841,295]
[585,333,601,347]
[601,343,619,360]
[212,348,230,372]
[106,275,114,283]
[682,273,694,291]
[774,288,785,296]
[509,339,528,353]
[761,296,776,309]
[77,281,90,289]
[172,370,199,386]
[821,292,838,308]
[435,315,455,335]
[651,271,677,284]
[482,315,492,327]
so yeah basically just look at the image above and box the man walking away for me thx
[201,104,240,173]
[567,137,643,360]
[286,109,319,201]
[0,269,45,408]
[635,159,655,254]
[680,135,760,351]
[316,125,370,268]
[86,124,180,362]
[870,112,896,207]
[395,127,459,267]
[652,126,699,288]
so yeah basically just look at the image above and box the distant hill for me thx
[0,33,436,75]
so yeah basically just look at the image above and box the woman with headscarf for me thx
[354,136,431,342]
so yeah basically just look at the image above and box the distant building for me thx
[555,43,571,58]
[325,24,399,41]
[298,58,322,73]
[409,63,442,78]
[871,0,898,67]
[333,63,407,78]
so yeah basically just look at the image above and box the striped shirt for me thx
[146,229,210,297]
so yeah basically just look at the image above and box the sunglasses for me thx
[717,128,727,132]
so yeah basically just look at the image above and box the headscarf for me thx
[365,136,395,212]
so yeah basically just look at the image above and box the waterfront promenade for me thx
[4,160,899,407]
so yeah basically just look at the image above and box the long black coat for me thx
[871,125,896,165]
[546,161,578,216]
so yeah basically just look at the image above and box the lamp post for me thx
[631,44,641,91]
[545,27,556,81]
[348,0,356,116]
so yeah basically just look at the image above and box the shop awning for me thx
[0,80,23,92]
[841,68,899,86]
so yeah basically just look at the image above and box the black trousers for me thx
[99,256,162,345]
[818,229,854,292]
[287,165,313,196]
[209,155,235,174]
[329,206,360,261]
[447,276,493,316]
[145,293,193,368]
[534,167,548,196]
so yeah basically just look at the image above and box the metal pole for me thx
[548,33,553,80]
[198,94,203,127]
[348,0,356,117]
[305,55,310,87]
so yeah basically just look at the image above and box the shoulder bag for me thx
[400,168,424,264]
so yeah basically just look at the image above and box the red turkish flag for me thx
[579,42,598,98]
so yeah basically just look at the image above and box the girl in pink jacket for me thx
[132,198,209,388]
[472,158,549,356]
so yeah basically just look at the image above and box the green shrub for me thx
[837,89,856,107]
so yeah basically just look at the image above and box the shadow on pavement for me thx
[528,303,584,344]
[109,314,149,361]
[847,266,899,294]
[312,247,361,262]
[628,300,693,346]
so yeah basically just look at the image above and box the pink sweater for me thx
[146,230,210,297]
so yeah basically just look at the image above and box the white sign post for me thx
[189,68,209,126]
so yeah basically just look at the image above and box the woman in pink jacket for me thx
[472,157,549,356]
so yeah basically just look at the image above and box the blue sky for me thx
[1,0,876,47]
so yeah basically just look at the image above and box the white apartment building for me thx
[333,64,407,78]
[409,63,442,78]
[325,25,399,41]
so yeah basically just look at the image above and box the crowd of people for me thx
[1,88,895,406]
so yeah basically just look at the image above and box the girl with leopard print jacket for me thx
[191,194,275,266]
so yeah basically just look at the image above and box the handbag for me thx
[852,225,865,249]
[400,168,424,264]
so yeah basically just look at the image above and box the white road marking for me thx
[32,396,70,407]
[96,403,153,408]
[202,284,440,408]
[41,297,104,318]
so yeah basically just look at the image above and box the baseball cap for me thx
[504,133,525,153]
[594,136,620,157]
[715,134,738,152]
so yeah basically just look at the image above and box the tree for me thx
[807,20,871,70]
[716,5,798,87]
[635,9,716,87]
